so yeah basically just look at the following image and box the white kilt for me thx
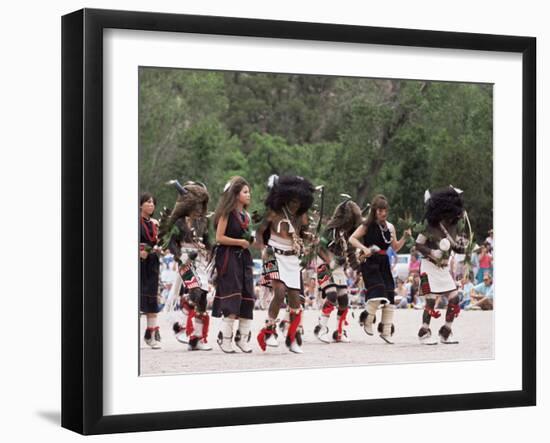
[420,258,457,294]
[268,238,302,291]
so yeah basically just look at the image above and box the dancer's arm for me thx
[254,211,273,249]
[349,224,372,256]
[216,215,248,248]
[390,222,411,252]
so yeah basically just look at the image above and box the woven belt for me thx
[365,248,387,255]
[272,247,296,256]
[427,256,449,267]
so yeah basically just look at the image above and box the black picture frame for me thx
[61,8,536,435]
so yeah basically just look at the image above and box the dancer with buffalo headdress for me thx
[314,196,363,344]
[160,180,212,351]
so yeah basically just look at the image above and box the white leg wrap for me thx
[237,318,252,336]
[221,317,235,338]
[146,315,157,329]
[380,304,395,337]
[366,299,381,320]
[217,317,237,353]
[180,307,189,323]
[361,299,383,336]
[236,318,253,352]
[194,319,204,338]
[283,310,290,322]
[190,318,213,350]
[315,314,331,343]
[281,310,290,333]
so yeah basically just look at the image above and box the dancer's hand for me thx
[362,246,373,257]
[240,239,250,249]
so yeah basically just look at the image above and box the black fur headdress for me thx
[424,186,464,226]
[264,175,315,215]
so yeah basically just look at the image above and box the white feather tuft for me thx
[267,174,278,189]
[424,189,431,203]
[450,185,463,194]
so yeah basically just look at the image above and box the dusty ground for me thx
[139,308,494,376]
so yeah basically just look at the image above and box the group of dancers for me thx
[140,174,470,354]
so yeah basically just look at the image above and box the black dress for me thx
[139,217,161,313]
[360,222,395,304]
[212,211,255,319]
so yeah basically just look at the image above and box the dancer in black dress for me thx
[349,195,410,344]
[212,177,256,353]
[140,193,162,349]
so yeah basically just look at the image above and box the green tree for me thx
[138,68,493,241]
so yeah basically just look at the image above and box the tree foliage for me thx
[139,68,493,242]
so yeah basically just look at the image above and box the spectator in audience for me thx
[468,272,494,310]
[485,229,494,252]
[304,277,318,309]
[408,251,421,277]
[476,244,493,284]
[453,251,466,281]
[458,273,474,309]
[409,273,423,309]
[162,250,174,270]
[395,279,409,308]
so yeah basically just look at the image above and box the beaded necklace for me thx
[233,209,250,230]
[377,222,392,245]
[140,217,158,244]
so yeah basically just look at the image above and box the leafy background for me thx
[139,68,493,246]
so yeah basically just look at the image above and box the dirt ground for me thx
[139,308,494,376]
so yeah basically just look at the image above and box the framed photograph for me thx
[62,8,536,435]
